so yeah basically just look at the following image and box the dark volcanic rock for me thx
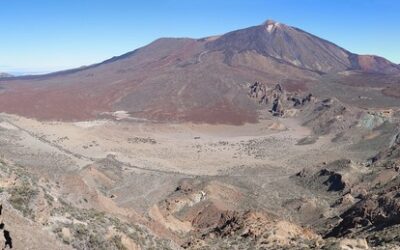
[294,159,361,194]
[324,136,400,244]
[327,188,400,238]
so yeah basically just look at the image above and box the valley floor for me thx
[0,111,396,249]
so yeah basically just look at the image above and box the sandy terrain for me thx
[0,114,356,177]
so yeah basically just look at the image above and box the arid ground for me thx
[1,20,400,250]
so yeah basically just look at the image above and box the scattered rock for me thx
[339,238,369,250]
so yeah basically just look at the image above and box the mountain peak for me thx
[263,19,278,25]
[263,19,285,33]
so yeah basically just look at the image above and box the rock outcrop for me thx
[249,82,313,116]
[302,97,358,136]
[327,187,400,238]
[184,210,322,249]
[294,159,364,193]
[288,130,400,248]
[324,137,400,240]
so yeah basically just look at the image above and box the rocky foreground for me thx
[0,81,398,249]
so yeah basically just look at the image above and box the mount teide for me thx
[0,20,399,123]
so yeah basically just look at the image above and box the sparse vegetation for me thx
[110,235,127,250]
[51,201,175,250]
[8,182,38,218]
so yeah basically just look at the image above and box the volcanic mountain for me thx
[0,20,399,124]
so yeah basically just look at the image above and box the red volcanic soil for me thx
[0,80,126,121]
[183,101,258,125]
[356,55,399,74]
[382,85,400,98]
[281,80,309,92]
[0,87,103,121]
[323,72,400,88]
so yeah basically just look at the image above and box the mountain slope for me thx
[0,20,398,124]
[207,20,399,74]
[206,20,351,73]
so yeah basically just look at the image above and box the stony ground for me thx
[0,98,399,249]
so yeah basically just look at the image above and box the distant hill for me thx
[0,72,13,78]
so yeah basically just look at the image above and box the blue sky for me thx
[0,0,399,74]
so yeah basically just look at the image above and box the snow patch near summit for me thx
[267,24,275,33]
